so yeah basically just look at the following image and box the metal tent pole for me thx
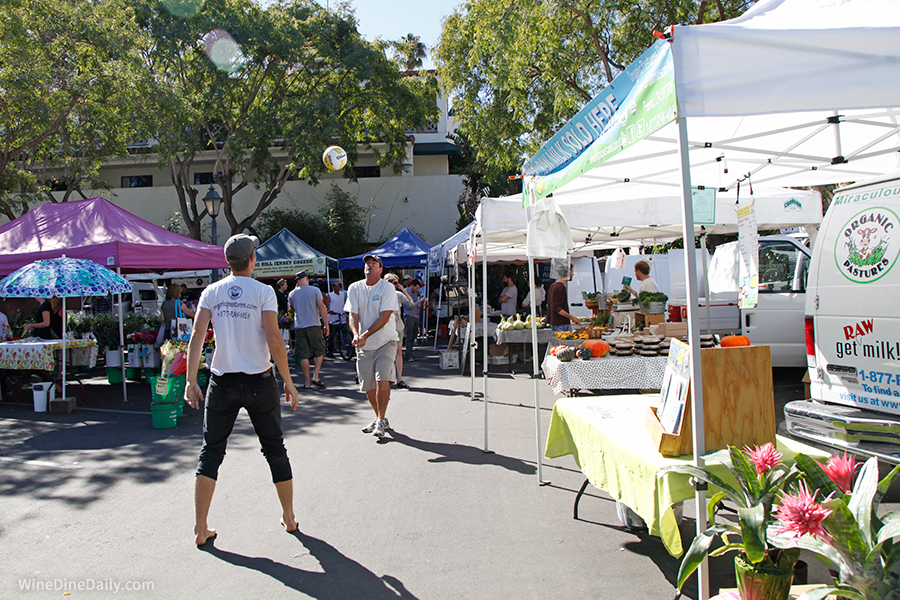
[482,233,489,452]
[677,116,708,600]
[117,268,127,403]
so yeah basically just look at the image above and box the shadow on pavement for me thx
[203,530,419,599]
[385,431,535,475]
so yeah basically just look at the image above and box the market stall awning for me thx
[252,228,337,279]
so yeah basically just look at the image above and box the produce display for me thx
[553,329,590,340]
[637,291,668,310]
[576,347,593,361]
[497,313,546,331]
[580,339,610,357]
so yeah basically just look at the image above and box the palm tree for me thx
[394,33,426,71]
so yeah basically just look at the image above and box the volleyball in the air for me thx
[322,146,347,171]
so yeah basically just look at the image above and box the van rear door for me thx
[741,238,811,367]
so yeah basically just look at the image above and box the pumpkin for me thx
[577,347,593,361]
[557,347,576,362]
[580,339,611,357]
[549,345,562,356]
[721,334,751,347]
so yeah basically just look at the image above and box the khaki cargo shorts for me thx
[356,341,397,392]
[295,325,326,360]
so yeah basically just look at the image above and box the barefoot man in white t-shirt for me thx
[186,234,300,547]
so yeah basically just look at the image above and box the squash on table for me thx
[577,347,593,361]
[580,339,611,357]
[557,347,576,362]
[720,334,751,347]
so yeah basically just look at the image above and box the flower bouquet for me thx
[664,444,803,600]
[768,454,900,600]
[279,308,294,330]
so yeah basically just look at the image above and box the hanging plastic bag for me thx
[609,246,627,271]
[169,351,187,376]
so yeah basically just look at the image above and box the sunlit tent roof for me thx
[338,227,431,270]
[0,197,227,276]
[252,228,338,279]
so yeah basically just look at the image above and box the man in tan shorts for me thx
[346,255,399,438]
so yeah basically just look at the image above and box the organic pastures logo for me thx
[835,206,900,283]
[228,285,243,300]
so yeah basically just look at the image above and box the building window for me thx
[352,166,380,178]
[121,175,153,188]
[194,172,214,185]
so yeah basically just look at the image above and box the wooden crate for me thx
[636,312,666,327]
[646,345,776,456]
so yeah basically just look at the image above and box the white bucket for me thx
[32,382,55,413]
[105,348,123,367]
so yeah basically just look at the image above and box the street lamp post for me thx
[202,185,223,282]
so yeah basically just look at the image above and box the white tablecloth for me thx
[541,354,668,395]
[493,328,555,345]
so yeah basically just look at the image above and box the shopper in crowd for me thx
[184,234,300,547]
[547,258,581,333]
[288,271,328,389]
[385,273,414,390]
[91,294,113,316]
[499,271,518,317]
[275,278,289,314]
[325,280,347,358]
[522,277,545,317]
[346,255,399,438]
[624,260,659,298]
[160,283,196,342]
[24,297,63,339]
[403,279,426,362]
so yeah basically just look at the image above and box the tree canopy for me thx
[0,0,149,219]
[434,0,755,187]
[134,0,439,239]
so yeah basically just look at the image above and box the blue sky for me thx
[331,0,464,69]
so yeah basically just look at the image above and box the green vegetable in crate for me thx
[616,289,631,302]
[577,347,593,361]
[557,347,576,362]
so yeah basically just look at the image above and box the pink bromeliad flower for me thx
[774,482,832,541]
[820,453,858,494]
[745,443,783,476]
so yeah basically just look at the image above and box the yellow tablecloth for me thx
[0,339,99,371]
[544,395,829,557]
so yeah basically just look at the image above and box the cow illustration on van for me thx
[835,206,899,283]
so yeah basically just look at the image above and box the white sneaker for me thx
[373,419,386,438]
[362,418,378,434]
[383,418,391,431]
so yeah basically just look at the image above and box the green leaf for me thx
[709,542,744,557]
[877,511,900,546]
[730,445,763,501]
[822,498,871,572]
[767,524,843,565]
[738,504,767,564]
[874,464,900,514]
[797,586,866,600]
[707,491,727,525]
[848,457,879,548]
[676,525,730,591]
[659,464,744,506]
[884,543,900,587]
[793,453,842,498]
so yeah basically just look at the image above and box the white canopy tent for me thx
[516,1,900,597]
[467,185,822,474]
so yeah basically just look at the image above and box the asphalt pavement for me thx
[0,348,888,600]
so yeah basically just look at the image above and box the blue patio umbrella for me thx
[0,256,132,401]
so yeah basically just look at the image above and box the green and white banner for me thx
[523,39,676,204]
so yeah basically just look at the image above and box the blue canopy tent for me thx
[337,227,430,270]
[252,229,338,280]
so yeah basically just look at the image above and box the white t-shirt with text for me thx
[346,278,399,351]
[198,275,277,376]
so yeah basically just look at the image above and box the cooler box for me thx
[440,350,459,370]
[669,297,739,334]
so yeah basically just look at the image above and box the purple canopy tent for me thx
[0,197,227,275]
[0,197,227,402]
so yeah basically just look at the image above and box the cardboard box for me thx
[802,371,811,399]
[658,322,688,337]
[49,396,76,415]
[489,343,509,357]
[440,350,460,370]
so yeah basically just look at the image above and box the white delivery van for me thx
[785,172,900,464]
